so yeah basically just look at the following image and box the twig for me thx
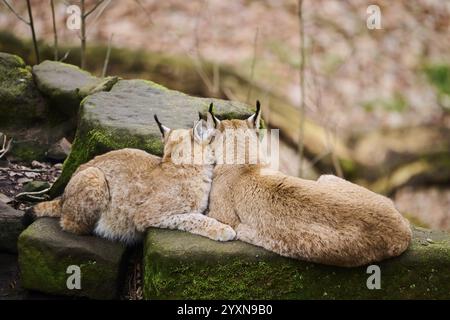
[26,0,40,63]
[80,0,109,69]
[15,187,51,201]
[80,0,86,68]
[50,0,58,60]
[102,33,114,77]
[246,27,259,103]
[297,0,306,177]
[59,50,71,62]
[84,0,105,17]
[133,0,153,25]
[86,0,111,36]
[0,167,46,173]
[1,0,39,63]
[1,0,29,24]
[191,0,215,94]
[0,135,13,159]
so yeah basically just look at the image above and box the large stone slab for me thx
[0,202,25,253]
[18,218,127,299]
[143,227,450,299]
[49,79,253,197]
[33,60,118,117]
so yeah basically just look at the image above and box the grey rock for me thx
[33,60,119,117]
[46,137,72,161]
[18,218,128,299]
[0,192,11,204]
[0,202,25,253]
[23,181,50,193]
[50,79,253,197]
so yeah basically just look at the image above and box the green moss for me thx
[10,142,47,163]
[18,234,116,299]
[361,92,408,113]
[0,52,47,126]
[18,218,126,299]
[339,158,358,179]
[143,228,450,300]
[403,213,429,229]
[424,63,450,96]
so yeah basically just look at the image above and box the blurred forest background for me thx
[0,0,449,230]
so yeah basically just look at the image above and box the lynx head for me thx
[207,101,267,165]
[154,114,216,165]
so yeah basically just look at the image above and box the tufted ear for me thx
[207,102,220,128]
[247,100,261,129]
[193,119,214,144]
[154,115,171,139]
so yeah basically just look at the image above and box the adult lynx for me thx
[207,102,412,267]
[32,116,236,244]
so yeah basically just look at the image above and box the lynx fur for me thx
[206,102,412,267]
[33,116,236,244]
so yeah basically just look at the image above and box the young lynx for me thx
[32,116,236,244]
[206,102,412,267]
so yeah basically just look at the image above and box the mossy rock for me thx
[32,60,119,118]
[143,227,450,299]
[0,52,58,163]
[18,218,127,299]
[49,79,253,197]
[0,52,47,127]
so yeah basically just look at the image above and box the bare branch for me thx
[102,33,114,77]
[0,134,13,159]
[86,0,112,36]
[297,0,306,177]
[84,0,105,18]
[26,0,40,63]
[50,0,58,60]
[80,0,86,68]
[59,50,71,62]
[133,0,153,25]
[15,187,51,201]
[246,27,259,103]
[1,0,29,24]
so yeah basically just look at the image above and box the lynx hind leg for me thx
[137,213,236,241]
[60,167,110,235]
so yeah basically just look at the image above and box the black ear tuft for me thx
[154,114,166,137]
[198,112,203,120]
[253,100,261,126]
[208,102,218,126]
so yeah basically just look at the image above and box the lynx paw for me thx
[213,225,236,242]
